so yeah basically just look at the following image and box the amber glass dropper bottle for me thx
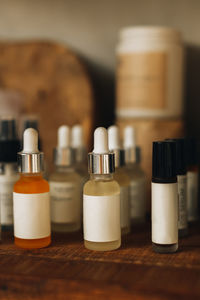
[13,128,51,249]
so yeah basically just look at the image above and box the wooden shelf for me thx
[0,223,200,299]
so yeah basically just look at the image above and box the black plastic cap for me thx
[186,138,198,166]
[152,141,177,180]
[165,139,187,175]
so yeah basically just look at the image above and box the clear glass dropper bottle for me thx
[108,125,131,235]
[123,126,146,224]
[152,141,178,253]
[49,126,82,232]
[83,127,121,251]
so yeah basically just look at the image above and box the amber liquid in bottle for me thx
[14,173,51,249]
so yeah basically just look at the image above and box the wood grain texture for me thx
[0,223,200,299]
[0,41,94,169]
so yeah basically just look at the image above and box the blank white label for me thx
[83,194,120,242]
[130,178,146,219]
[13,192,51,239]
[50,181,81,224]
[177,175,187,229]
[187,171,199,221]
[120,186,130,228]
[152,183,178,244]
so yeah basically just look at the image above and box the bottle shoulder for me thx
[113,167,130,186]
[49,169,81,182]
[14,174,49,194]
[84,178,120,196]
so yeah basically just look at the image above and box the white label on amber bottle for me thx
[50,181,80,224]
[177,175,187,229]
[83,193,120,242]
[120,186,130,228]
[152,183,178,244]
[0,174,19,225]
[130,179,146,220]
[187,171,199,221]
[13,192,50,239]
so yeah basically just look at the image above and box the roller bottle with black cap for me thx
[152,141,178,253]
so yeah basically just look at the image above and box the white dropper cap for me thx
[23,128,39,153]
[108,125,121,150]
[58,125,70,148]
[71,125,84,148]
[93,127,108,154]
[123,126,136,149]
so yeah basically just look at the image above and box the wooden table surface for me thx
[0,223,200,300]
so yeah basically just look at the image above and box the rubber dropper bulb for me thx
[93,127,108,154]
[108,125,121,150]
[58,125,70,148]
[123,126,136,149]
[71,125,84,148]
[23,128,39,153]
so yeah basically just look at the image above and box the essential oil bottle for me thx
[152,141,178,253]
[166,139,188,237]
[49,126,82,232]
[0,118,20,232]
[108,125,131,235]
[186,138,199,222]
[123,126,146,224]
[13,128,51,249]
[71,125,88,183]
[83,127,121,251]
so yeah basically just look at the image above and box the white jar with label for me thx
[116,26,184,119]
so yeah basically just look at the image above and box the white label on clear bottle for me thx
[13,192,50,239]
[50,181,80,224]
[120,186,130,228]
[130,178,146,220]
[0,174,19,225]
[83,193,120,242]
[177,175,187,229]
[187,171,199,221]
[152,182,178,244]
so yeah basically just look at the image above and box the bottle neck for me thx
[55,165,74,173]
[90,173,113,181]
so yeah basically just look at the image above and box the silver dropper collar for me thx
[73,147,87,164]
[124,146,140,164]
[112,149,125,168]
[88,152,115,174]
[18,152,44,173]
[54,147,75,166]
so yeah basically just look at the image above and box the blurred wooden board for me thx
[0,223,200,299]
[0,41,94,168]
[117,118,185,213]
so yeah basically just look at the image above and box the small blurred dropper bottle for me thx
[152,141,178,253]
[13,128,51,249]
[186,138,199,222]
[123,126,146,224]
[49,126,82,232]
[0,117,20,232]
[83,127,121,251]
[108,125,131,235]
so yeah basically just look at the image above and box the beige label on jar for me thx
[152,183,178,244]
[117,52,167,110]
[187,171,199,221]
[120,186,130,228]
[83,194,120,242]
[13,192,51,239]
[50,181,81,224]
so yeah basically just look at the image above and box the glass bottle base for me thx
[84,239,121,251]
[121,226,130,235]
[15,236,51,249]
[51,222,80,233]
[179,227,188,238]
[152,242,178,253]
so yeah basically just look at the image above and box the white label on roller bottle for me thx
[130,179,146,220]
[120,186,130,228]
[187,171,199,221]
[50,182,81,224]
[83,193,120,242]
[0,174,19,225]
[152,183,178,244]
[13,192,50,239]
[177,175,187,229]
